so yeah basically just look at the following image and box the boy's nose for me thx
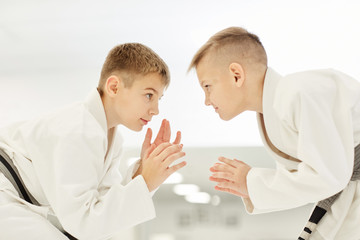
[149,103,159,115]
[204,96,211,106]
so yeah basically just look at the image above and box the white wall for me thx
[1,0,360,148]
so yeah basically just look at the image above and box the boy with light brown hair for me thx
[0,43,186,239]
[189,27,360,239]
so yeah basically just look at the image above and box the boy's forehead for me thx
[196,59,221,81]
[134,73,166,92]
[196,60,211,76]
[134,72,163,83]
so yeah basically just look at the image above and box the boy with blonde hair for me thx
[0,43,186,239]
[189,27,360,239]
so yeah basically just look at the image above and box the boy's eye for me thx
[146,93,153,100]
[204,85,210,90]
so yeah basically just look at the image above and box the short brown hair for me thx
[188,27,267,71]
[98,43,170,96]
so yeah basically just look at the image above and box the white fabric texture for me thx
[242,68,360,239]
[0,89,156,239]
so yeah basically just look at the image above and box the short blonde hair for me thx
[98,43,170,96]
[188,27,267,71]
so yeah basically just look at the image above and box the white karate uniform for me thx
[243,68,360,240]
[0,89,155,240]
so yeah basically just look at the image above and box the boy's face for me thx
[196,58,245,121]
[112,73,165,131]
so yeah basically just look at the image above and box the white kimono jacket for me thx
[0,89,155,239]
[243,68,360,239]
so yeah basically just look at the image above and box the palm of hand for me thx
[140,119,181,160]
[133,119,181,178]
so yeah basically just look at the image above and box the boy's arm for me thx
[210,159,292,214]
[29,127,157,239]
[245,87,354,213]
[211,83,354,214]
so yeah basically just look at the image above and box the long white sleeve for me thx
[0,89,157,239]
[24,121,155,239]
[246,69,356,213]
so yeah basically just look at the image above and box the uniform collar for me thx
[84,89,108,133]
[262,67,283,115]
[258,68,302,166]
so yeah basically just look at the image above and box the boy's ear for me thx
[229,63,245,87]
[105,75,122,97]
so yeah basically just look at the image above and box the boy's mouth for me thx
[140,118,149,125]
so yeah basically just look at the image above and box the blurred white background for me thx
[1,0,359,239]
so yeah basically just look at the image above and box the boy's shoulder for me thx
[43,90,107,136]
[278,68,342,95]
[6,90,107,139]
[283,68,336,82]
[271,68,342,112]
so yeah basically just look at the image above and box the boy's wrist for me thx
[132,159,143,179]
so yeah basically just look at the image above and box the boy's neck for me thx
[245,67,266,114]
[256,70,265,113]
[100,94,117,130]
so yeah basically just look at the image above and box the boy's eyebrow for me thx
[145,88,164,97]
[145,88,158,93]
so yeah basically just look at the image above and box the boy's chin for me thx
[125,124,143,132]
[219,113,237,121]
[132,126,143,132]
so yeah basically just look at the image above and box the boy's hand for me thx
[134,119,181,178]
[209,157,251,198]
[140,119,181,160]
[141,142,186,192]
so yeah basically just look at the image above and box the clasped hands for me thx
[209,157,251,198]
[134,119,186,192]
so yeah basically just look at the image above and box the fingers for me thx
[211,172,233,181]
[153,119,166,145]
[218,156,237,168]
[173,131,181,144]
[145,128,152,143]
[162,150,186,167]
[151,144,186,174]
[234,159,245,164]
[209,176,230,183]
[215,181,243,196]
[219,157,246,168]
[148,142,172,158]
[167,161,187,174]
[154,119,171,145]
[160,161,187,187]
[143,144,156,159]
[153,119,182,147]
[156,144,183,161]
[210,163,226,172]
[214,186,247,198]
[141,128,152,148]
[210,163,233,173]
[215,185,236,194]
[209,166,217,173]
[216,180,238,189]
[164,119,170,142]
